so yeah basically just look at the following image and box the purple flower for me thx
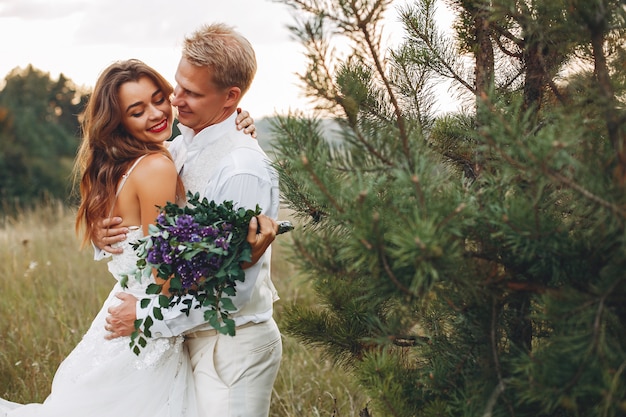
[146,248,162,264]
[156,212,168,226]
[146,235,173,265]
[175,262,195,288]
[208,255,223,269]
[175,214,196,229]
[200,225,219,238]
[154,214,202,243]
[214,236,230,251]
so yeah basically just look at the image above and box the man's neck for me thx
[192,107,238,136]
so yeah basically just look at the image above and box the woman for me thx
[0,59,255,417]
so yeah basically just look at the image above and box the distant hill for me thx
[255,117,343,152]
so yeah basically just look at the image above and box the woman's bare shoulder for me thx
[133,153,177,177]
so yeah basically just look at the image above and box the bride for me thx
[0,59,255,417]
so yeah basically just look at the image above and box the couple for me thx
[0,23,282,417]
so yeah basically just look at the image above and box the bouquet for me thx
[122,191,261,355]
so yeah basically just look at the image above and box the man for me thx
[101,23,282,417]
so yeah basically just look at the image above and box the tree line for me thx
[0,65,87,213]
[0,63,327,215]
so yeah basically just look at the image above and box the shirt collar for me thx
[177,111,238,150]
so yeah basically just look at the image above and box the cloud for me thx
[4,0,429,117]
[70,0,294,48]
[0,0,86,19]
[0,0,296,48]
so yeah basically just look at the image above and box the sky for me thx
[0,0,459,118]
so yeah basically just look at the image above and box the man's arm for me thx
[104,292,138,339]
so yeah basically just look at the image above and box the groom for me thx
[98,23,282,417]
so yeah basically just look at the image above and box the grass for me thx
[0,204,368,416]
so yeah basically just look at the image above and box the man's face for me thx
[172,58,231,134]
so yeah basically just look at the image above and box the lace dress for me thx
[0,157,198,417]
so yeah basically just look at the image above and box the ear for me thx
[224,87,241,107]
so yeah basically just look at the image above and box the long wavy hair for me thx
[73,59,183,247]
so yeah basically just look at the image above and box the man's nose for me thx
[172,86,182,104]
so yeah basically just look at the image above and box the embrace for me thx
[0,23,282,417]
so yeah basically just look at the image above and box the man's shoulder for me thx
[221,128,266,154]
[230,140,269,162]
[166,135,184,155]
[215,138,272,176]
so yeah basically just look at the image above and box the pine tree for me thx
[270,0,626,415]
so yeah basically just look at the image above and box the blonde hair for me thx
[73,59,183,247]
[182,23,257,95]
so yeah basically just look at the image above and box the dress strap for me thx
[107,154,150,219]
[116,154,149,197]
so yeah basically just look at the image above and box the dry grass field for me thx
[0,204,367,416]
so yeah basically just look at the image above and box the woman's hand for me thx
[236,108,257,138]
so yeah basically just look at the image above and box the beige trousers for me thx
[185,319,282,417]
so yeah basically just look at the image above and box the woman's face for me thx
[118,76,173,144]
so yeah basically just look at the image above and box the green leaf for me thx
[170,276,182,291]
[208,312,221,330]
[146,283,162,294]
[222,286,236,296]
[153,306,163,320]
[158,294,170,308]
[220,297,236,311]
[143,316,153,338]
[204,309,217,323]
[222,317,236,336]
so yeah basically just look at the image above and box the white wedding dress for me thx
[0,228,198,417]
[0,157,198,417]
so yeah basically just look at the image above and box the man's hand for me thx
[93,217,129,254]
[236,108,257,139]
[105,292,138,339]
[242,215,278,269]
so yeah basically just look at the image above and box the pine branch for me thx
[380,248,417,297]
[588,20,626,184]
[605,360,626,417]
[401,6,476,94]
[301,154,344,214]
[487,297,515,417]
[560,277,624,394]
[346,0,410,168]
[479,94,626,221]
[545,171,626,222]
